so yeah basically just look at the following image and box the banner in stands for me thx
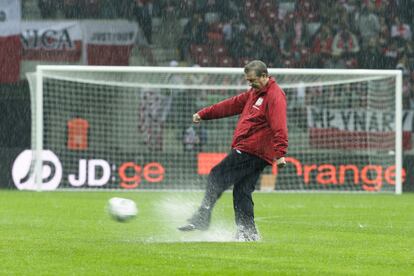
[21,21,82,62]
[82,20,137,65]
[20,20,137,65]
[307,107,414,149]
[0,0,21,83]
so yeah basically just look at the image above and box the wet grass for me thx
[0,191,413,275]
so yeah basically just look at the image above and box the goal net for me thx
[25,66,403,193]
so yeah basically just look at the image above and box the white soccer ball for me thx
[107,197,138,222]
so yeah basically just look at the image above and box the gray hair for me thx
[244,60,268,77]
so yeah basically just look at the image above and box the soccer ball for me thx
[107,197,138,222]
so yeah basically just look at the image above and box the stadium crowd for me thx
[35,0,414,108]
[170,0,414,108]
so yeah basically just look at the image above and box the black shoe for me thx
[177,223,197,231]
[178,206,211,232]
[235,231,260,242]
[235,226,260,242]
[177,221,209,231]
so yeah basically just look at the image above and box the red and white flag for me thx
[82,20,137,65]
[0,0,21,83]
[21,21,82,62]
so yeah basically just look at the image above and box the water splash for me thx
[147,194,236,242]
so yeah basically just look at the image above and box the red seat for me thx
[209,22,224,33]
[259,0,275,14]
[195,54,213,67]
[212,45,227,57]
[264,11,278,24]
[283,59,295,68]
[306,12,319,22]
[217,56,233,67]
[207,32,223,44]
[245,1,254,9]
[190,44,208,57]
[238,57,251,67]
[246,10,258,22]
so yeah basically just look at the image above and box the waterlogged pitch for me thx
[0,191,413,275]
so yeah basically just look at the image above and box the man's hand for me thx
[276,157,286,168]
[193,113,202,123]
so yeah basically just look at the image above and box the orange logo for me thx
[197,153,405,192]
[118,162,165,189]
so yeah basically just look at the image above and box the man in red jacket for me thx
[178,60,288,241]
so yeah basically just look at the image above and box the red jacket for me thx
[197,77,288,164]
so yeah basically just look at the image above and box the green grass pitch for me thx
[1,191,413,275]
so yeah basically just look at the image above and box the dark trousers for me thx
[201,149,268,231]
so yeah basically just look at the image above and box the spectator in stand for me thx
[261,27,281,68]
[122,0,138,18]
[296,0,320,22]
[179,0,196,18]
[404,41,414,66]
[280,8,312,65]
[222,18,233,44]
[278,10,311,67]
[378,17,391,58]
[133,19,157,65]
[198,0,231,15]
[396,0,413,24]
[279,14,298,65]
[378,16,391,44]
[62,0,100,18]
[38,0,60,18]
[383,39,400,69]
[158,0,181,47]
[133,0,154,45]
[358,37,386,69]
[402,79,411,109]
[323,53,347,69]
[235,33,257,61]
[178,12,209,62]
[319,0,337,23]
[100,0,119,18]
[354,3,380,47]
[374,0,397,21]
[82,0,101,18]
[243,24,264,60]
[409,81,414,109]
[227,17,247,60]
[63,0,81,18]
[290,12,309,47]
[396,54,412,76]
[321,1,349,33]
[311,23,334,67]
[340,0,357,14]
[390,16,412,42]
[331,23,360,57]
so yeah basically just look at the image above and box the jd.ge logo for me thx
[12,150,62,191]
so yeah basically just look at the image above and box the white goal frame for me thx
[34,65,403,194]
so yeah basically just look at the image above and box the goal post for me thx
[25,65,403,193]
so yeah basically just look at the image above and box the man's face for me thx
[245,71,268,90]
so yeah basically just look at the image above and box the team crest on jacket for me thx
[255,97,263,106]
